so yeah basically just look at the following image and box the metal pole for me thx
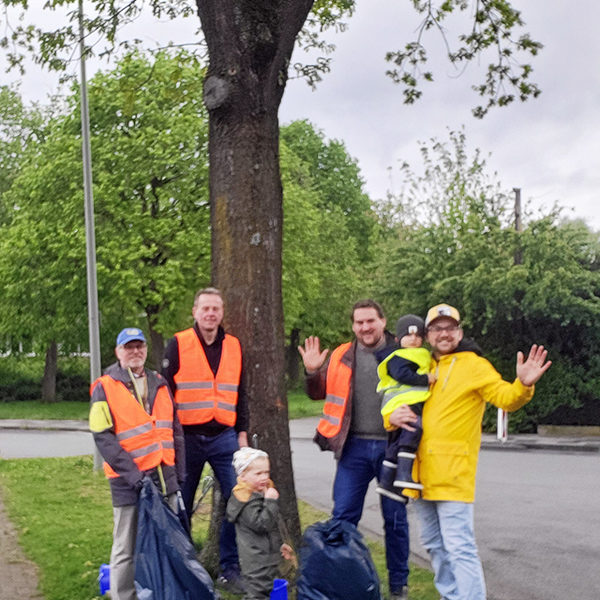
[513,187,522,264]
[498,187,523,443]
[78,0,103,469]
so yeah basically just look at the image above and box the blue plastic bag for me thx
[134,479,215,600]
[296,519,381,600]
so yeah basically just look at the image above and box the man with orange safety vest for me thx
[89,327,185,600]
[162,287,249,594]
[298,299,410,600]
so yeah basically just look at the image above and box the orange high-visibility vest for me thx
[96,375,175,479]
[316,342,352,438]
[173,328,242,427]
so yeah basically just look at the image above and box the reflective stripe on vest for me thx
[376,347,432,407]
[173,328,242,427]
[96,375,175,479]
[316,342,353,439]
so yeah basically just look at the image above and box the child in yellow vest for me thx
[375,315,435,502]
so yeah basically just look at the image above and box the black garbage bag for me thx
[296,519,381,600]
[134,479,215,600]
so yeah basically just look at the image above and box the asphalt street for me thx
[1,418,599,600]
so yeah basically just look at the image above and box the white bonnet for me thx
[232,446,269,476]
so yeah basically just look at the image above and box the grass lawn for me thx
[0,389,322,422]
[0,400,90,420]
[0,456,436,600]
[286,389,324,419]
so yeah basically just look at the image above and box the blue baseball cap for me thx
[116,327,146,346]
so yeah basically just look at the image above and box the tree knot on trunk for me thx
[203,76,231,110]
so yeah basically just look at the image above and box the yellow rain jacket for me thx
[412,350,535,502]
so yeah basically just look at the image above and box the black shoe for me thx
[216,566,245,595]
[390,585,409,600]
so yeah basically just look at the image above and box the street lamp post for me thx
[78,0,102,469]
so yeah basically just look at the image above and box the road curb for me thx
[1,419,599,454]
[0,419,89,432]
[481,440,599,453]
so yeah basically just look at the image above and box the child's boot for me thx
[393,452,423,490]
[376,460,408,503]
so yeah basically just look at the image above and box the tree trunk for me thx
[41,341,58,403]
[147,321,164,372]
[198,482,225,578]
[287,327,301,388]
[195,0,315,554]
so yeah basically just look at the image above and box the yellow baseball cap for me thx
[425,304,461,327]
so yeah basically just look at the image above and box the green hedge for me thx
[0,356,90,403]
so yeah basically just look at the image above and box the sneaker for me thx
[216,567,245,595]
[390,585,409,600]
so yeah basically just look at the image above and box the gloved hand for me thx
[135,474,154,493]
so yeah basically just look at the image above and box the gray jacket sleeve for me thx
[170,390,186,484]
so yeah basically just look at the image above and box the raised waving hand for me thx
[298,335,329,374]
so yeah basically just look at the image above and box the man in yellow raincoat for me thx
[390,304,551,600]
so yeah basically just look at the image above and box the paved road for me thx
[0,429,94,459]
[1,420,599,600]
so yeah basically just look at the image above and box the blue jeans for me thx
[332,436,410,591]
[415,499,486,600]
[182,428,239,572]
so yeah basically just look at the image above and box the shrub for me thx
[0,355,89,403]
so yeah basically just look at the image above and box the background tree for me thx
[82,49,211,368]
[0,50,211,400]
[280,120,374,384]
[0,85,47,356]
[375,130,600,431]
[0,117,88,401]
[0,86,45,219]
[281,120,375,263]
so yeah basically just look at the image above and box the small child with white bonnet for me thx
[226,447,293,599]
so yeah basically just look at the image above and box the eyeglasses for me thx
[428,325,460,334]
[122,342,147,351]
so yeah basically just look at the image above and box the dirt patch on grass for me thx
[0,490,43,600]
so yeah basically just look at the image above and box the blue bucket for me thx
[270,578,288,600]
[98,563,110,595]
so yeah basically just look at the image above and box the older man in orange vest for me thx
[90,327,184,600]
[162,287,249,594]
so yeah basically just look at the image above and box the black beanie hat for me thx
[395,314,425,340]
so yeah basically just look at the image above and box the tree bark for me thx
[195,0,315,551]
[41,341,57,403]
[198,482,225,578]
[287,327,301,387]
[147,322,164,372]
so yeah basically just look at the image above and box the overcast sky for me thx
[4,1,599,230]
[280,0,600,230]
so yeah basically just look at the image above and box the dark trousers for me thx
[384,401,424,461]
[181,428,239,572]
[332,436,410,590]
